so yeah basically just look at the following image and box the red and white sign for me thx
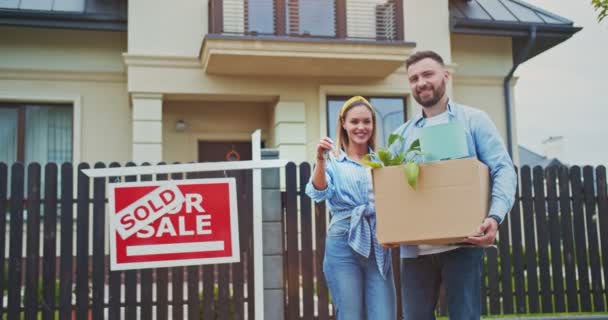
[108,178,239,270]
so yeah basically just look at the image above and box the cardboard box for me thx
[372,157,490,245]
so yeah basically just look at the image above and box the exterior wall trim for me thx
[123,53,201,68]
[454,75,520,86]
[131,92,163,100]
[0,67,126,83]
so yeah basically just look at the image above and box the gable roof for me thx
[518,145,563,168]
[450,0,582,62]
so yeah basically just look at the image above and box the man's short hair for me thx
[405,51,445,69]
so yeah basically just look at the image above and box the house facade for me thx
[0,0,580,166]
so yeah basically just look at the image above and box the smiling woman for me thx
[306,96,397,320]
[327,96,406,148]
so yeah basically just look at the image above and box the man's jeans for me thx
[323,219,396,320]
[401,247,484,320]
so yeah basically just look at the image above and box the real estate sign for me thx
[107,178,239,270]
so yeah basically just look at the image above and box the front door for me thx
[198,141,252,162]
[197,140,255,317]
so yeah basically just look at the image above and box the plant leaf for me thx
[377,149,392,166]
[404,162,420,189]
[388,153,405,166]
[406,139,421,152]
[363,160,383,169]
[388,134,404,148]
[362,154,383,168]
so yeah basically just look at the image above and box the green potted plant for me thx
[363,134,423,189]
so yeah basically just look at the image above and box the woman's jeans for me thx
[323,219,396,320]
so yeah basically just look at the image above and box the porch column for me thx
[273,101,307,164]
[131,93,163,163]
[261,149,284,320]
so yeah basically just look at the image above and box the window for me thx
[327,96,406,148]
[0,0,85,12]
[0,103,73,165]
[246,0,275,34]
[286,0,336,37]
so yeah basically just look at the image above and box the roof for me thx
[518,145,563,168]
[0,0,579,57]
[450,0,582,62]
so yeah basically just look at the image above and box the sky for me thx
[514,0,608,166]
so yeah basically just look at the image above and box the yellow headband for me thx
[339,96,374,118]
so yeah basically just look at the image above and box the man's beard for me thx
[414,80,446,108]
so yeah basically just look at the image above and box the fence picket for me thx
[521,166,540,312]
[58,163,74,320]
[218,263,231,319]
[7,163,25,320]
[533,166,552,313]
[299,163,314,320]
[24,163,41,320]
[315,202,330,320]
[498,214,513,314]
[170,170,184,320]
[596,166,608,312]
[107,162,122,320]
[92,163,106,320]
[140,163,154,320]
[487,247,500,314]
[124,162,139,319]
[285,162,299,319]
[546,166,565,312]
[509,171,526,314]
[155,165,169,320]
[559,166,578,312]
[583,166,604,311]
[75,163,90,320]
[0,163,7,315]
[41,164,58,320]
[570,166,592,311]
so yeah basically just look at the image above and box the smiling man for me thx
[390,50,517,320]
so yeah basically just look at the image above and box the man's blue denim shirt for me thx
[389,101,517,258]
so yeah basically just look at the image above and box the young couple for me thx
[305,50,517,320]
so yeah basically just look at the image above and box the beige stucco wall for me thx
[162,100,272,162]
[128,0,206,56]
[451,34,519,162]
[404,0,451,62]
[0,26,130,164]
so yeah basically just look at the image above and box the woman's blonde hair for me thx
[333,96,377,156]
